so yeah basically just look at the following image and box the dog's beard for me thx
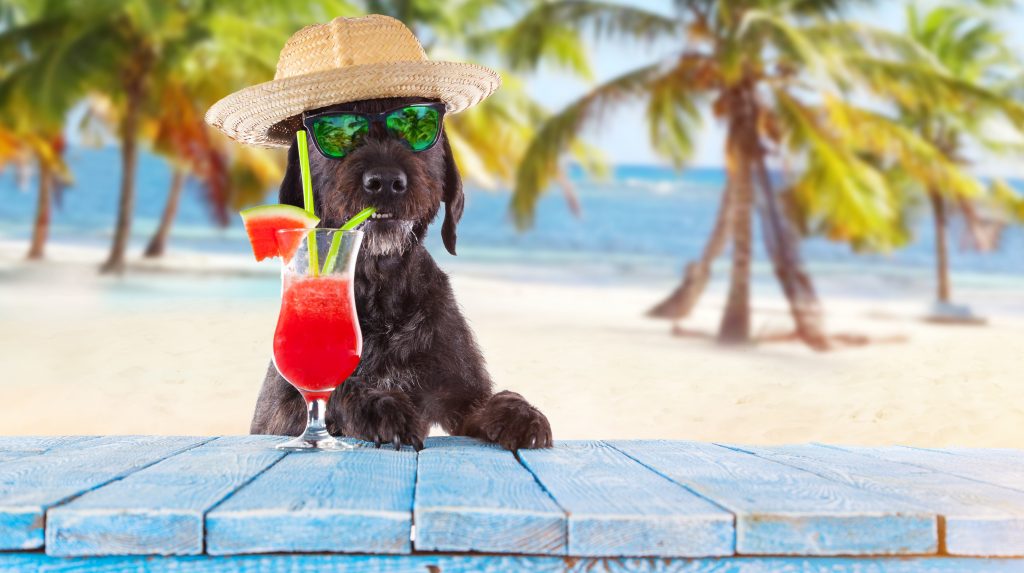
[362,219,416,257]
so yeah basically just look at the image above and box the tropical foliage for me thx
[0,0,1021,346]
[884,3,1024,305]
[510,0,1024,349]
[0,0,352,269]
[0,0,590,266]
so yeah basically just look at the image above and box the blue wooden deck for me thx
[0,436,1022,572]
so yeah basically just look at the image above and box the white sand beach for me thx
[1,240,1022,447]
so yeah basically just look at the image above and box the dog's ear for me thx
[279,140,303,207]
[440,134,464,256]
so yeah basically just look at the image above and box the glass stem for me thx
[302,397,331,441]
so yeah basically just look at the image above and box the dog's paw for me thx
[470,391,553,450]
[344,390,426,451]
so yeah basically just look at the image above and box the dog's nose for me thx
[362,167,407,195]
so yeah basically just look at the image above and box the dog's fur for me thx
[250,97,553,450]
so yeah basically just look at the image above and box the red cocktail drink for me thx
[273,275,361,401]
[272,228,364,451]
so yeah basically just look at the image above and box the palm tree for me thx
[143,166,185,258]
[772,3,1024,318]
[508,0,1019,349]
[1,1,351,271]
[509,1,860,349]
[0,1,72,261]
[23,134,68,259]
[0,1,221,273]
[142,2,348,257]
[895,4,1024,311]
[140,82,220,258]
[0,127,70,260]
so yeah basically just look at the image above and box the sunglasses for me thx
[302,103,446,160]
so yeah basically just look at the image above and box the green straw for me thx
[321,206,376,275]
[296,131,319,276]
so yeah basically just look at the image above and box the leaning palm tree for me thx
[511,1,871,349]
[509,0,1015,349]
[140,83,228,258]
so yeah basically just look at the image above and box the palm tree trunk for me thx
[100,66,147,275]
[717,85,761,345]
[647,183,733,319]
[27,165,52,260]
[718,135,754,344]
[751,154,829,351]
[144,168,186,258]
[928,189,951,303]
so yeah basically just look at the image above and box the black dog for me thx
[250,97,552,451]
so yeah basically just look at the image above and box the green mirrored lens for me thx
[385,106,440,151]
[311,115,368,158]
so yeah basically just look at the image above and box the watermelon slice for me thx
[240,204,319,261]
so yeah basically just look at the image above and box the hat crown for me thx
[274,15,427,80]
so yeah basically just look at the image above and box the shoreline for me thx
[2,238,1022,446]
[4,237,1024,297]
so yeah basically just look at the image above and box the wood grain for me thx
[517,441,733,557]
[414,436,566,554]
[205,441,416,555]
[922,447,1024,470]
[0,435,210,550]
[728,443,1024,557]
[1,553,1022,572]
[0,436,98,464]
[46,436,285,556]
[3,436,1023,562]
[611,441,936,556]
[831,445,1024,493]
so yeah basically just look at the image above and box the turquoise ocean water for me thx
[0,147,1021,285]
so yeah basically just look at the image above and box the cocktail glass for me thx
[272,228,363,451]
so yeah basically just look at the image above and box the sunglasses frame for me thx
[301,102,447,160]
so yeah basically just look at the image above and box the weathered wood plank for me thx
[1,553,1023,573]
[728,443,1024,557]
[831,445,1024,493]
[45,436,285,556]
[0,436,98,464]
[516,441,733,557]
[924,447,1024,467]
[205,441,416,555]
[0,435,210,550]
[414,436,566,554]
[611,441,936,556]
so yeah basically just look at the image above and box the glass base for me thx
[276,430,357,452]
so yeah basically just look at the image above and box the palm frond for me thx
[773,90,905,249]
[740,9,828,75]
[479,0,677,75]
[512,61,669,229]
[645,56,710,167]
[824,97,986,201]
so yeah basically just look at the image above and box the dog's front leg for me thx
[332,378,428,450]
[456,390,553,450]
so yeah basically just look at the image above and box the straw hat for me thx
[205,14,501,147]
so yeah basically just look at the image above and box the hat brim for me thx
[205,60,500,147]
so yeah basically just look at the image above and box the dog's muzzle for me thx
[362,167,407,195]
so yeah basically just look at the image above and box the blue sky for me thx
[519,1,1024,176]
